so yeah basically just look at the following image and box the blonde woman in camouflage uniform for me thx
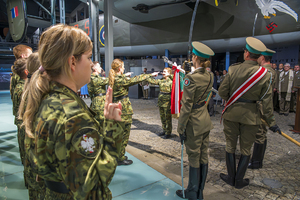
[109,59,158,165]
[10,44,32,99]
[21,24,124,199]
[12,58,27,166]
[88,61,108,127]
[176,42,214,200]
[18,52,46,199]
[147,67,173,139]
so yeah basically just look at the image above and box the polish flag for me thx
[171,64,185,117]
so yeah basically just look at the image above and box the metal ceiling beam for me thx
[104,0,114,72]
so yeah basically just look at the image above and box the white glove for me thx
[124,72,133,77]
[151,72,159,77]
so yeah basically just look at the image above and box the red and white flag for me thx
[171,65,185,117]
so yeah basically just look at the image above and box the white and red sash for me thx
[222,66,268,116]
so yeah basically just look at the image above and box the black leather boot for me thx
[176,166,199,200]
[235,154,250,189]
[261,140,267,167]
[220,152,236,186]
[248,142,264,169]
[197,164,208,200]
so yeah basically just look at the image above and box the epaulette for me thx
[229,62,241,67]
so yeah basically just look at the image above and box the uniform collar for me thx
[243,60,258,65]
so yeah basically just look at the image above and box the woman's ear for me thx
[24,69,29,76]
[69,56,76,72]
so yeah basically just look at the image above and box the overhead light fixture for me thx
[87,2,89,5]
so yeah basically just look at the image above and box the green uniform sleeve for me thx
[146,77,160,85]
[177,75,196,135]
[260,73,276,127]
[118,74,152,87]
[218,70,231,101]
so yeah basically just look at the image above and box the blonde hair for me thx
[22,24,92,138]
[164,68,172,75]
[109,58,124,88]
[13,44,32,60]
[195,56,211,69]
[18,52,40,120]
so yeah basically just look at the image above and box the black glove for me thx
[269,125,282,134]
[180,133,186,145]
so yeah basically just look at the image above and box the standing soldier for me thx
[109,59,158,165]
[273,63,284,111]
[219,37,281,189]
[147,67,173,139]
[248,49,276,169]
[10,45,32,99]
[278,63,294,116]
[140,68,149,100]
[176,42,214,200]
[88,61,108,127]
[291,64,300,115]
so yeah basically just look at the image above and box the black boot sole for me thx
[220,173,235,186]
[235,179,249,189]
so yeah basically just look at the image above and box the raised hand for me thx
[104,86,122,121]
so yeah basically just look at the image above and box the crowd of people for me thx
[8,23,298,200]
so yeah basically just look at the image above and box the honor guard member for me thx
[292,64,300,118]
[10,45,32,99]
[109,59,158,165]
[18,52,46,199]
[21,24,124,199]
[248,48,277,169]
[147,68,173,139]
[290,64,300,112]
[219,37,281,189]
[88,61,108,127]
[277,63,294,116]
[176,42,214,200]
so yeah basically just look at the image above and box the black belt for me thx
[113,95,128,101]
[236,98,257,103]
[192,101,206,109]
[45,180,69,194]
[159,92,171,95]
[95,93,106,97]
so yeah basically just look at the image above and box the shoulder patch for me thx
[183,78,191,86]
[71,127,101,158]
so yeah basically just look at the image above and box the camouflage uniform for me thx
[13,79,25,164]
[113,74,152,161]
[88,74,108,127]
[147,77,173,135]
[10,73,20,100]
[27,82,124,199]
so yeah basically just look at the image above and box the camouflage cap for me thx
[191,41,215,59]
[245,37,267,54]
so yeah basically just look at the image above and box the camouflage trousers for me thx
[17,125,25,165]
[159,107,172,135]
[119,115,132,161]
[255,123,267,144]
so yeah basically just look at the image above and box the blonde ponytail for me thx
[109,69,115,88]
[23,70,50,138]
[109,58,124,88]
[202,60,211,69]
[19,52,40,122]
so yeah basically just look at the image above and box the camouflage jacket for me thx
[10,73,20,100]
[13,78,25,125]
[147,77,173,107]
[113,74,152,116]
[28,81,124,200]
[88,74,108,101]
